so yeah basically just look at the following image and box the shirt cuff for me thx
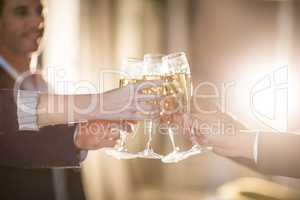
[253,131,259,164]
[17,90,39,131]
[74,124,88,162]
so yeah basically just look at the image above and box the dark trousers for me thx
[0,167,86,200]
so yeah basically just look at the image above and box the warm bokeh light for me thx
[43,0,80,94]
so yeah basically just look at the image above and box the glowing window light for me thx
[43,0,80,94]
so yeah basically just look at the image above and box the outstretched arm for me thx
[36,80,162,127]
[0,90,126,168]
[187,112,300,178]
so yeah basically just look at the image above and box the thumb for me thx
[212,146,238,158]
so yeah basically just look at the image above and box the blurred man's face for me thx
[0,0,44,55]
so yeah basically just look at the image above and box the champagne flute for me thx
[105,58,143,159]
[161,52,202,163]
[137,54,164,159]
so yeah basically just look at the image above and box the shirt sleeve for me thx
[17,90,88,164]
[73,124,88,162]
[17,90,39,131]
[257,133,300,178]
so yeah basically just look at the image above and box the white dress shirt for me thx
[0,55,39,131]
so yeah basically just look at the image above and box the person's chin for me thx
[23,42,40,54]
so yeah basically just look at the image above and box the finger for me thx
[83,121,106,135]
[97,139,118,148]
[104,131,120,140]
[199,135,235,149]
[235,120,247,130]
[121,123,134,133]
[212,146,237,158]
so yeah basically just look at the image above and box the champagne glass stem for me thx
[118,130,127,151]
[138,119,162,159]
[191,127,199,146]
[168,128,178,151]
[145,120,153,150]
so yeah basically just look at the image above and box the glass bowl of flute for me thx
[105,52,206,162]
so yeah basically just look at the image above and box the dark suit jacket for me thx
[0,67,81,168]
[0,67,85,200]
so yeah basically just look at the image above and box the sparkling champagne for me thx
[162,73,192,115]
[120,73,192,114]
[141,75,163,101]
[135,73,191,127]
[119,79,142,87]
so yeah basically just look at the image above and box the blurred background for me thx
[40,0,300,199]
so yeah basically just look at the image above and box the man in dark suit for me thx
[0,0,120,199]
[0,89,121,199]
